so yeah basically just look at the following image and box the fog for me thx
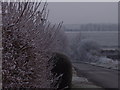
[47,2,118,24]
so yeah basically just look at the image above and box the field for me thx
[65,31,118,48]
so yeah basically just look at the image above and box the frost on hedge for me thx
[70,33,101,62]
[77,39,101,62]
[2,2,62,88]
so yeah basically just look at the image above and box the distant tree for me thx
[69,31,101,62]
[77,39,101,62]
[2,2,62,88]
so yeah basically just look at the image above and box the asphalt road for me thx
[73,62,119,89]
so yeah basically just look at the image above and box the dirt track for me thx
[73,63,119,89]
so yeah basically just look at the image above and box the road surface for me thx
[73,62,119,89]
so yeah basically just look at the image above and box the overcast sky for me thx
[47,2,118,24]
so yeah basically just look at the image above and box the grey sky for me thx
[47,2,118,24]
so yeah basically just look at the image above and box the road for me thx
[73,62,119,89]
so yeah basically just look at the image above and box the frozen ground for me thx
[90,56,118,70]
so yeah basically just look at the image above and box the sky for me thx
[47,2,118,24]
